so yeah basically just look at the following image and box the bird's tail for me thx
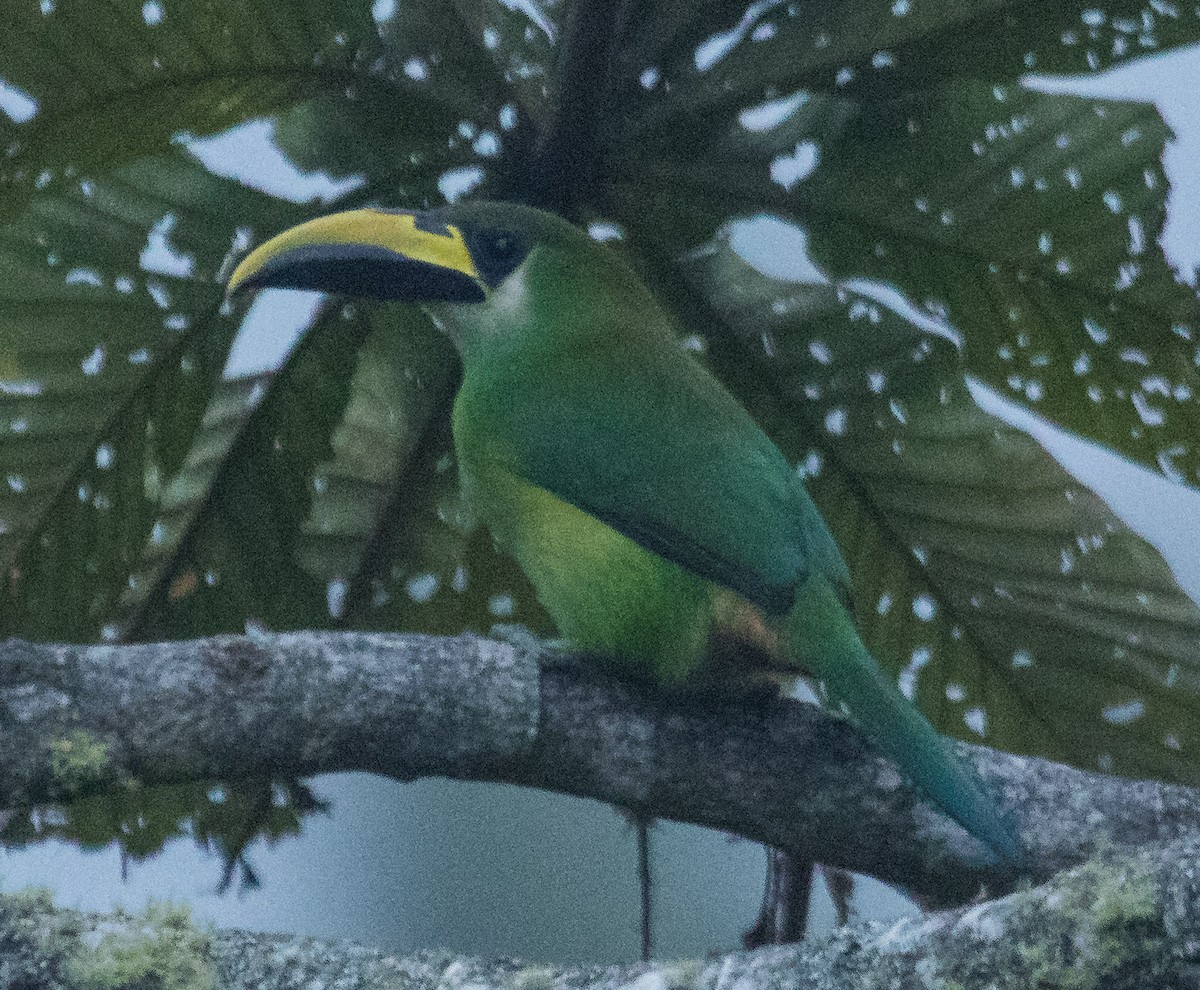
[782,575,1022,865]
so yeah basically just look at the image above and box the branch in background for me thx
[1,632,1198,906]
[4,839,1200,990]
[523,0,625,213]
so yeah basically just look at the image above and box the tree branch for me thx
[4,839,1200,990]
[1,631,1198,907]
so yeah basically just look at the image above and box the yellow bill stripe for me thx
[228,209,480,296]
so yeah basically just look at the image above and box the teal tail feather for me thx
[784,576,1023,866]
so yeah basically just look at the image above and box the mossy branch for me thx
[4,839,1200,990]
[0,631,1198,909]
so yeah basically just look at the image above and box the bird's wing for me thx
[467,347,849,615]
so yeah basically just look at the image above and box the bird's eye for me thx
[469,227,528,287]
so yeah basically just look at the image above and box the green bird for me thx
[228,201,1021,864]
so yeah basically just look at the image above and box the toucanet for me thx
[227,202,1021,864]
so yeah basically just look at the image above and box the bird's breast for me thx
[455,452,719,684]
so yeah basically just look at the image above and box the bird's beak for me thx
[226,209,486,303]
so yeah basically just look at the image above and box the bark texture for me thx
[2,840,1200,989]
[1,631,1199,909]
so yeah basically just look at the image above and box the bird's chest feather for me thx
[455,448,716,684]
[449,355,788,685]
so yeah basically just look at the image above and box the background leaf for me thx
[117,299,370,639]
[619,1,1200,132]
[0,0,456,209]
[676,230,1200,779]
[0,152,302,641]
[799,84,1200,488]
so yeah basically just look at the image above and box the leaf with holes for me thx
[115,303,363,641]
[333,409,551,638]
[797,83,1200,492]
[0,153,307,642]
[116,295,547,641]
[268,0,556,195]
[0,0,457,214]
[611,76,1200,489]
[670,225,1200,782]
[295,303,457,601]
[617,0,1200,138]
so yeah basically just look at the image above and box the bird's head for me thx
[227,201,645,358]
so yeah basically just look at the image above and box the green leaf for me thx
[798,83,1200,490]
[671,224,1200,781]
[114,301,363,640]
[269,0,558,193]
[438,0,556,128]
[612,81,1200,491]
[0,152,303,642]
[334,408,552,638]
[0,0,556,643]
[116,294,547,641]
[0,0,457,212]
[289,300,542,637]
[609,55,1200,784]
[295,304,457,594]
[620,0,1200,136]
